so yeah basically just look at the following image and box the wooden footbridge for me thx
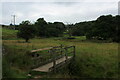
[29,45,75,72]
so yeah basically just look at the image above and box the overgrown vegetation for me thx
[2,37,118,78]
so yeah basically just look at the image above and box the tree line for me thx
[71,15,119,42]
[17,18,65,42]
[17,15,120,42]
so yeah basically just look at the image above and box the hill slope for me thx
[2,28,18,39]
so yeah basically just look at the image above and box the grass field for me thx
[2,28,119,78]
[2,28,18,40]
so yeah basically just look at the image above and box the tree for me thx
[45,23,58,37]
[113,15,120,42]
[34,19,65,37]
[53,22,65,36]
[85,15,119,41]
[45,22,65,37]
[66,24,74,37]
[35,18,47,37]
[72,21,94,37]
[17,20,36,42]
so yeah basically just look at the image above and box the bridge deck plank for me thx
[31,47,53,53]
[32,56,72,72]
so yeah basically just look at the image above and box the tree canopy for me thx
[17,20,36,42]
[34,18,65,37]
[71,15,119,42]
[17,15,120,42]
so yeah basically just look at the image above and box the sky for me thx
[0,0,120,25]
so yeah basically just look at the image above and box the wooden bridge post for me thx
[60,44,63,56]
[53,59,56,67]
[52,49,56,72]
[65,48,68,60]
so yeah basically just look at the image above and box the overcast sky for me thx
[1,0,120,25]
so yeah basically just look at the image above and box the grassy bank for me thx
[2,28,18,40]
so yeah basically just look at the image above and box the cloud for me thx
[1,1,118,25]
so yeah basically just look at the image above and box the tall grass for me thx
[2,37,118,78]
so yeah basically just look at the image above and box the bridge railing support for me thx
[30,45,76,70]
[65,48,68,61]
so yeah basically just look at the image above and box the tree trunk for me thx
[25,38,29,42]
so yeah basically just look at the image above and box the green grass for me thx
[3,38,118,78]
[2,28,18,40]
[2,28,118,78]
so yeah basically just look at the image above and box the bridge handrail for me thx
[30,45,75,69]
[30,45,64,53]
